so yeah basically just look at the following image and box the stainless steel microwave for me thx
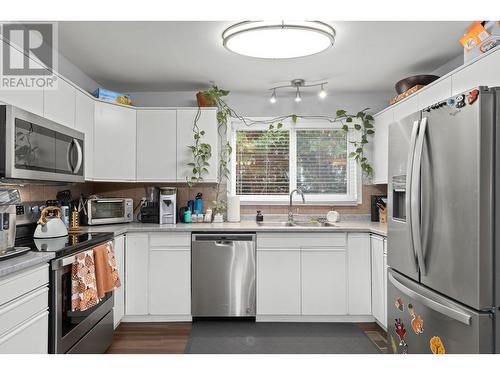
[83,198,134,225]
[0,105,85,183]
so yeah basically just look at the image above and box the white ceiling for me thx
[57,21,470,93]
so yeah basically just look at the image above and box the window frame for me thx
[228,117,362,205]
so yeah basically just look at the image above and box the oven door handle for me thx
[53,255,77,270]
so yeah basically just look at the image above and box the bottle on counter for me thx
[184,208,192,223]
[194,192,203,214]
[256,210,264,222]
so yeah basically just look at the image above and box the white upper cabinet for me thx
[452,49,500,95]
[417,76,452,110]
[372,109,393,184]
[74,91,94,180]
[93,101,137,181]
[393,94,419,121]
[136,110,177,181]
[176,108,218,182]
[0,41,44,116]
[43,76,76,128]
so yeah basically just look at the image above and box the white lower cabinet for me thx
[124,232,191,320]
[149,249,191,315]
[347,234,372,315]
[113,235,125,328]
[125,234,149,316]
[256,232,371,319]
[383,238,388,329]
[371,235,386,328]
[0,264,49,354]
[257,250,301,315]
[301,250,347,315]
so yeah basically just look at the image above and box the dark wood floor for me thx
[106,322,192,354]
[106,321,387,354]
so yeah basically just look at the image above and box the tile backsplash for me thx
[4,181,387,218]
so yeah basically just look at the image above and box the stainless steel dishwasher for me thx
[192,233,256,317]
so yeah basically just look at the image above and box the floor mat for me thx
[185,321,381,354]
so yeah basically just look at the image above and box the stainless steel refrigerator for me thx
[387,86,500,354]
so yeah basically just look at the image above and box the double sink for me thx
[256,221,336,228]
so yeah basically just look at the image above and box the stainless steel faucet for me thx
[288,188,305,223]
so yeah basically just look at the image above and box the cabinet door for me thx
[417,77,452,110]
[94,101,137,181]
[125,234,149,315]
[43,76,76,128]
[0,311,48,354]
[0,41,43,116]
[371,235,385,325]
[113,235,125,327]
[149,249,191,315]
[75,90,94,180]
[176,109,218,182]
[393,95,419,122]
[452,49,500,95]
[372,109,393,184]
[257,250,301,315]
[136,110,177,181]
[347,234,372,315]
[302,250,347,315]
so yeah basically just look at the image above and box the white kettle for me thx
[34,206,68,239]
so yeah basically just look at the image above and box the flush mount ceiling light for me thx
[269,79,328,104]
[222,21,336,59]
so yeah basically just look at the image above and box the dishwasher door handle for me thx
[215,240,234,246]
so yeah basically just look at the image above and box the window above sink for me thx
[229,118,361,205]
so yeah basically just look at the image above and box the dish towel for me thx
[94,241,121,299]
[71,250,100,312]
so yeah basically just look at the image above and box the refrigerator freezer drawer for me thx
[387,269,493,354]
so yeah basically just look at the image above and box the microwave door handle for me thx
[72,139,83,174]
[67,141,75,172]
[406,119,420,272]
[411,117,428,275]
[389,272,471,325]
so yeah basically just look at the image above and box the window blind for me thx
[236,130,289,195]
[296,129,347,194]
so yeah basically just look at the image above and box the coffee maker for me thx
[0,189,30,259]
[139,186,160,223]
[159,187,177,224]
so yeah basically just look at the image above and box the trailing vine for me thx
[187,86,375,215]
[186,107,211,186]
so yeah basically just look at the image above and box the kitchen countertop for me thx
[77,220,387,237]
[0,251,55,278]
[0,221,385,278]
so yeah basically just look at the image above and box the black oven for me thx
[50,245,114,353]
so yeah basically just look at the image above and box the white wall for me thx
[128,90,393,116]
[57,51,102,93]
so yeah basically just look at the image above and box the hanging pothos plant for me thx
[187,86,375,215]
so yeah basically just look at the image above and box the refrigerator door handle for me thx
[406,119,420,272]
[411,117,427,275]
[389,272,472,325]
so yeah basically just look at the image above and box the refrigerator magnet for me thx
[468,89,479,104]
[394,318,407,343]
[395,297,404,311]
[429,336,446,354]
[408,304,424,335]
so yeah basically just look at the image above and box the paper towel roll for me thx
[227,195,240,222]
